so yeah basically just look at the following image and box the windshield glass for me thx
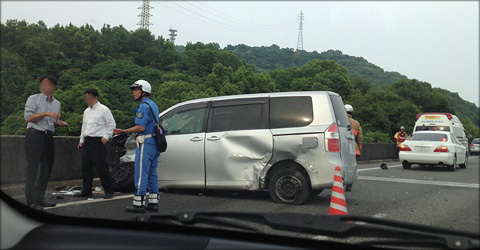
[1,0,479,246]
[409,133,449,142]
[415,126,451,132]
[472,138,480,144]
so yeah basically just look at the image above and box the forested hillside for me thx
[223,44,408,86]
[1,20,478,142]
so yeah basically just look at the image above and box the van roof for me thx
[166,91,339,108]
[210,91,337,101]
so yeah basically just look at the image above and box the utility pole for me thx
[168,28,177,44]
[296,11,304,51]
[137,0,153,30]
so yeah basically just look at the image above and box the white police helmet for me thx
[130,80,151,94]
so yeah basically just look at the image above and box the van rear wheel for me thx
[112,162,135,192]
[268,168,311,205]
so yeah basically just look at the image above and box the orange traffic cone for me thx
[329,166,348,215]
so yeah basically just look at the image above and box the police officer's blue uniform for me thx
[132,97,160,208]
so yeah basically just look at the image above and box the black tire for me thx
[447,156,456,172]
[112,162,135,192]
[268,168,311,205]
[419,164,426,167]
[344,184,352,192]
[459,154,468,169]
[402,161,411,169]
[311,189,324,198]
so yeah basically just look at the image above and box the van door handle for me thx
[190,137,203,142]
[207,136,220,141]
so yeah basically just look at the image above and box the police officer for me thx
[345,104,363,159]
[113,80,160,213]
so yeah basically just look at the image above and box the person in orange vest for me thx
[345,104,362,159]
[394,126,408,147]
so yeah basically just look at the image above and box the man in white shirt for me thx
[76,89,116,199]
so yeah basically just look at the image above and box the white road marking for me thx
[372,213,387,218]
[358,176,480,188]
[357,165,402,172]
[44,194,133,210]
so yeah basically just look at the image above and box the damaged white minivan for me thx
[115,91,357,204]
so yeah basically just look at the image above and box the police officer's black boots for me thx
[126,195,146,213]
[146,204,158,212]
[145,193,158,212]
[125,205,146,213]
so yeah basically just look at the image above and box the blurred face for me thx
[84,93,98,107]
[401,129,405,132]
[132,88,142,100]
[39,79,56,95]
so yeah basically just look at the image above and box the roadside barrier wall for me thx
[0,136,398,185]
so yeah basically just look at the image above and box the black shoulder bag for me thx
[145,103,167,152]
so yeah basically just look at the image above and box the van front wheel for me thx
[268,169,311,205]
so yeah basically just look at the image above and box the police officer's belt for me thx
[135,134,156,148]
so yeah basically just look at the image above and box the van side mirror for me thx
[347,125,352,131]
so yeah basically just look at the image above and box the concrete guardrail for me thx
[1,135,398,185]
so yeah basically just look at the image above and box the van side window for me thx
[270,97,313,129]
[210,104,268,132]
[160,108,206,135]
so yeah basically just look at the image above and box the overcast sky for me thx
[1,1,478,106]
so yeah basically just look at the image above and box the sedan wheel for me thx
[402,161,411,169]
[459,154,468,169]
[447,156,456,172]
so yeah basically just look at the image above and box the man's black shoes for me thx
[104,193,114,199]
[39,197,56,207]
[29,203,44,211]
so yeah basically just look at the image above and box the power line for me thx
[164,1,287,34]
[183,1,288,29]
[159,2,242,32]
[296,10,304,51]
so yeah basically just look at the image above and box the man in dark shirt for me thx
[24,75,68,211]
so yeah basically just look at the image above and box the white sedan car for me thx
[399,131,468,171]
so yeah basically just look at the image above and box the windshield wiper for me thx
[133,211,479,249]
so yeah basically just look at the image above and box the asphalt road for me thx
[30,156,479,235]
